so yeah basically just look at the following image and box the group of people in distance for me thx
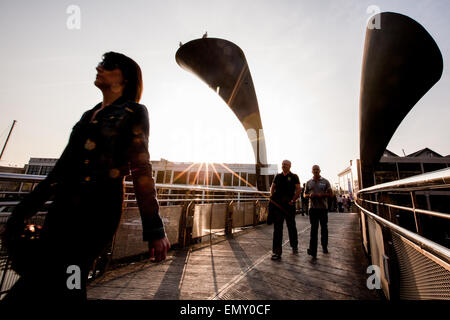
[337,194,352,213]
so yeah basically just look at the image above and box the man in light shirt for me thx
[303,165,332,259]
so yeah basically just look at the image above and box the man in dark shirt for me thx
[270,160,301,260]
[304,165,332,259]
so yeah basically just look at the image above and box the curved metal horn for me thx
[359,12,443,170]
[176,38,268,189]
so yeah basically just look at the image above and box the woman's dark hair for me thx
[102,52,143,103]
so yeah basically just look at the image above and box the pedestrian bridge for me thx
[1,170,449,301]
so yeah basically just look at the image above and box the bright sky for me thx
[0,0,449,185]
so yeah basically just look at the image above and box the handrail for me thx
[356,168,450,224]
[0,197,269,207]
[359,198,450,220]
[354,201,450,265]
[0,172,48,182]
[143,183,269,194]
[0,172,270,195]
[0,172,270,211]
[0,172,272,299]
[130,198,268,203]
[357,167,450,194]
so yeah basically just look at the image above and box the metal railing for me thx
[0,172,270,299]
[356,167,450,300]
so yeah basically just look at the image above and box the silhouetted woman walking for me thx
[3,52,169,301]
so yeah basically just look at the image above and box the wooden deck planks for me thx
[87,212,382,300]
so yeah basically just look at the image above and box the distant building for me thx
[0,165,25,176]
[150,159,277,190]
[376,148,449,182]
[337,160,356,195]
[338,148,450,195]
[25,158,58,176]
[340,149,450,248]
[15,157,278,190]
[0,165,25,192]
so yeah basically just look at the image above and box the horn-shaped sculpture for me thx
[359,12,443,187]
[176,38,268,190]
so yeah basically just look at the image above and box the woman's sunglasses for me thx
[97,60,120,71]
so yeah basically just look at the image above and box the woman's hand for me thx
[148,236,170,262]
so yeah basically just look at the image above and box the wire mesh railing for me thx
[356,168,450,300]
[0,172,270,299]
